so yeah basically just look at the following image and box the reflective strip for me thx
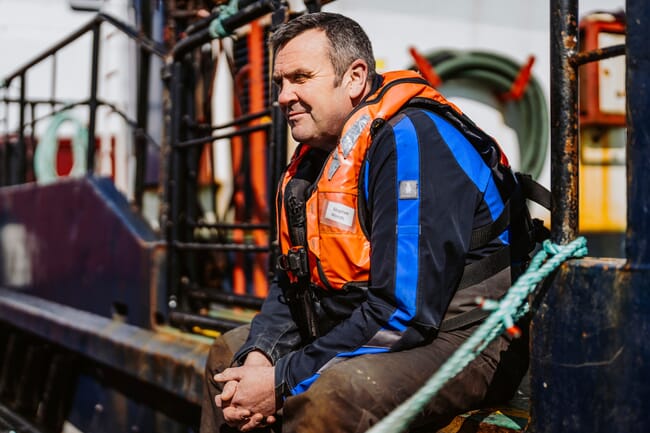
[387,116,420,331]
[340,114,371,158]
[366,328,404,348]
[426,112,508,244]
[290,346,390,395]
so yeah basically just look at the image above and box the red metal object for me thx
[55,137,103,177]
[408,46,442,88]
[579,17,626,126]
[499,55,535,102]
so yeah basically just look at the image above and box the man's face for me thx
[272,29,356,151]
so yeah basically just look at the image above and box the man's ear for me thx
[346,59,369,100]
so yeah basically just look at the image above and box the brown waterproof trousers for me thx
[199,323,528,433]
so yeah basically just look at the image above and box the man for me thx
[201,11,531,433]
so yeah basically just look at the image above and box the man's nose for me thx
[277,83,296,107]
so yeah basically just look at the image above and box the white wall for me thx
[0,0,95,109]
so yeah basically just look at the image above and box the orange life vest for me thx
[277,70,506,291]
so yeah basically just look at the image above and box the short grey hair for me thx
[270,12,376,86]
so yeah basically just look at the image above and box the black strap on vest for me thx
[469,202,511,251]
[277,178,320,342]
[456,246,511,292]
[439,306,493,333]
[439,175,551,332]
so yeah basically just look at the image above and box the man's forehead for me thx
[273,36,330,76]
[274,29,327,59]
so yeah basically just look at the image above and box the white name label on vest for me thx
[324,201,355,228]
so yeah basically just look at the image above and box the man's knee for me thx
[282,361,386,433]
[204,325,250,376]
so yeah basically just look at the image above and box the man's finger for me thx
[214,367,242,383]
[222,406,251,427]
[220,380,238,402]
[239,413,265,432]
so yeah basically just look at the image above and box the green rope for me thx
[209,0,239,39]
[366,237,588,433]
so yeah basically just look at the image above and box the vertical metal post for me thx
[268,5,288,266]
[87,22,101,175]
[15,74,26,184]
[51,53,57,112]
[1,87,8,187]
[165,61,183,313]
[626,0,650,265]
[134,1,152,212]
[532,3,650,433]
[29,103,36,181]
[550,0,579,244]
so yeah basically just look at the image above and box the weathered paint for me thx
[530,260,650,432]
[532,0,650,432]
[550,0,580,245]
[0,176,163,329]
[0,288,210,406]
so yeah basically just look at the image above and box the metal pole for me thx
[1,87,9,186]
[15,74,26,184]
[550,0,579,244]
[87,22,100,174]
[626,0,650,265]
[133,1,152,212]
[268,5,288,269]
[165,61,183,313]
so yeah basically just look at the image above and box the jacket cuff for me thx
[273,353,295,404]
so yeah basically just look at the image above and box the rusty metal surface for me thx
[530,259,650,432]
[533,1,650,431]
[0,287,210,406]
[550,0,579,245]
[626,0,650,265]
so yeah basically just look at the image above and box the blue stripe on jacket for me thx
[426,112,509,244]
[387,116,420,330]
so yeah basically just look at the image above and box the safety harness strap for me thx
[439,307,491,333]
[469,202,510,251]
[456,246,511,292]
[517,172,551,210]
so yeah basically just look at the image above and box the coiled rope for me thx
[423,50,549,180]
[366,236,588,433]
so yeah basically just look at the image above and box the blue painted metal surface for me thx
[0,176,164,328]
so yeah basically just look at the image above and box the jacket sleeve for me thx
[273,109,501,401]
[232,272,302,365]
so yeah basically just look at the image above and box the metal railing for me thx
[0,12,166,207]
[163,0,289,332]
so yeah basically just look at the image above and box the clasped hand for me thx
[214,351,277,432]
